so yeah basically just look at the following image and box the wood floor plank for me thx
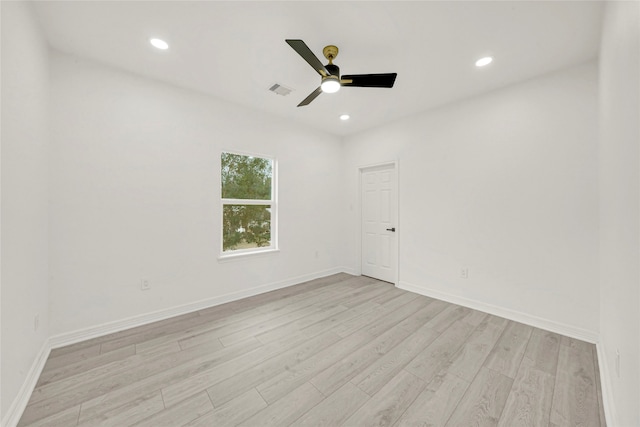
[445,315,508,382]
[135,340,182,356]
[377,291,421,312]
[484,321,533,379]
[370,286,406,304]
[463,309,491,327]
[45,311,198,359]
[351,323,440,396]
[161,329,320,407]
[214,281,366,343]
[308,277,386,310]
[118,310,233,354]
[73,338,261,425]
[255,304,354,344]
[343,369,425,427]
[290,382,370,426]
[17,274,606,427]
[206,330,342,407]
[185,388,266,427]
[294,298,430,399]
[176,288,337,350]
[363,297,430,337]
[197,280,337,323]
[30,332,249,408]
[426,304,472,333]
[258,298,424,403]
[498,357,555,427]
[47,340,105,360]
[132,391,212,427]
[550,342,600,426]
[394,373,469,427]
[301,300,381,338]
[336,281,397,308]
[197,273,347,315]
[560,336,593,352]
[255,329,373,404]
[524,328,561,375]
[36,344,136,387]
[405,320,475,382]
[238,382,325,427]
[44,344,102,371]
[396,298,449,332]
[23,335,259,424]
[218,305,324,347]
[130,307,238,353]
[17,404,81,427]
[332,304,388,338]
[162,305,351,409]
[77,390,165,427]
[97,308,234,354]
[309,321,415,395]
[445,366,513,427]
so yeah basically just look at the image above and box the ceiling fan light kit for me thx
[285,39,397,107]
[321,77,341,93]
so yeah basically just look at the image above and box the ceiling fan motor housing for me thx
[325,63,340,78]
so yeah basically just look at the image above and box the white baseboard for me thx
[398,280,599,343]
[1,339,51,427]
[595,343,617,427]
[49,267,348,349]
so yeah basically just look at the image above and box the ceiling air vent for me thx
[269,83,293,96]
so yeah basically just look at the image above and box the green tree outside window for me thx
[221,152,275,252]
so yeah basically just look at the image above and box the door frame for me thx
[358,160,400,286]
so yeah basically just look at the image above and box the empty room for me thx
[1,1,638,426]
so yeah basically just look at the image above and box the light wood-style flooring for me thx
[18,273,606,426]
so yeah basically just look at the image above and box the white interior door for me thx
[361,163,397,283]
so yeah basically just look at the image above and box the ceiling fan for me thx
[285,39,397,107]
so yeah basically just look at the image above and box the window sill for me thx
[218,248,280,262]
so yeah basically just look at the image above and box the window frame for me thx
[218,150,278,260]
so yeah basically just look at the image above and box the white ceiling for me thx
[32,1,604,136]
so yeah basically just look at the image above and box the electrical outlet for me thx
[141,279,150,291]
[315,250,319,259]
[616,349,620,378]
[34,314,40,332]
[460,267,469,279]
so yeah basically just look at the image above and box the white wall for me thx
[342,62,599,338]
[48,52,344,336]
[1,1,51,421]
[598,1,640,425]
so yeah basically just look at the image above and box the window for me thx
[220,152,276,256]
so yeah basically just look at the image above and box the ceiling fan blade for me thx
[297,87,322,107]
[286,39,329,77]
[341,73,397,88]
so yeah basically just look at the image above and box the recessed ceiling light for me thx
[340,114,350,121]
[475,56,493,67]
[150,38,169,50]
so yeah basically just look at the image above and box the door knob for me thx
[386,227,396,232]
